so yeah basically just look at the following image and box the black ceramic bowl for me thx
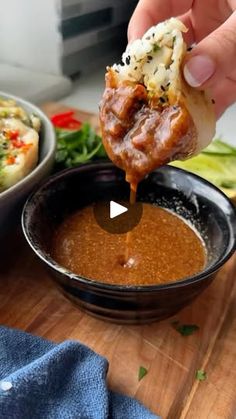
[22,163,236,324]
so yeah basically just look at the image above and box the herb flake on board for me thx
[172,320,199,336]
[138,366,148,381]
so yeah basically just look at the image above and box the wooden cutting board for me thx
[1,102,236,419]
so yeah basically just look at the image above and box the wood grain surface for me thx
[0,103,235,419]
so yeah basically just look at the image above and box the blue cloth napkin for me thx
[0,326,159,419]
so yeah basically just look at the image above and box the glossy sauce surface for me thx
[51,204,206,286]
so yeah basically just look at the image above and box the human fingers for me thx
[183,11,236,90]
[128,0,193,42]
[211,76,236,117]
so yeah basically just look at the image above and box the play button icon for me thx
[93,198,143,234]
[110,201,128,219]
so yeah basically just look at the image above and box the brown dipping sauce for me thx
[51,204,206,286]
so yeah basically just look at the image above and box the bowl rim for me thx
[22,162,236,293]
[0,91,56,199]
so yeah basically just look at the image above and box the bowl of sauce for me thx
[22,163,236,323]
[52,204,206,287]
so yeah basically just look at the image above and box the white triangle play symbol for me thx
[110,201,128,219]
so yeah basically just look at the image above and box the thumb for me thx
[183,11,236,88]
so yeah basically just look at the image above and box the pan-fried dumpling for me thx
[0,118,39,192]
[99,18,216,186]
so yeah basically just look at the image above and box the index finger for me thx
[128,0,193,42]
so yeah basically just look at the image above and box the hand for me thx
[128,0,236,117]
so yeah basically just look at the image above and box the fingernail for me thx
[184,55,215,87]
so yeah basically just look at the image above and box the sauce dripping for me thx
[123,183,137,266]
[98,69,199,278]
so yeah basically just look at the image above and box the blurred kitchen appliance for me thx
[61,0,138,76]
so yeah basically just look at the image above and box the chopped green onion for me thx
[138,366,148,381]
[196,370,207,381]
[172,321,199,336]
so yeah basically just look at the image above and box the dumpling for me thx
[0,118,39,192]
[99,18,216,187]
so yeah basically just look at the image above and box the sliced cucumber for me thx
[171,139,236,198]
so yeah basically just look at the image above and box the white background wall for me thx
[0,0,62,75]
